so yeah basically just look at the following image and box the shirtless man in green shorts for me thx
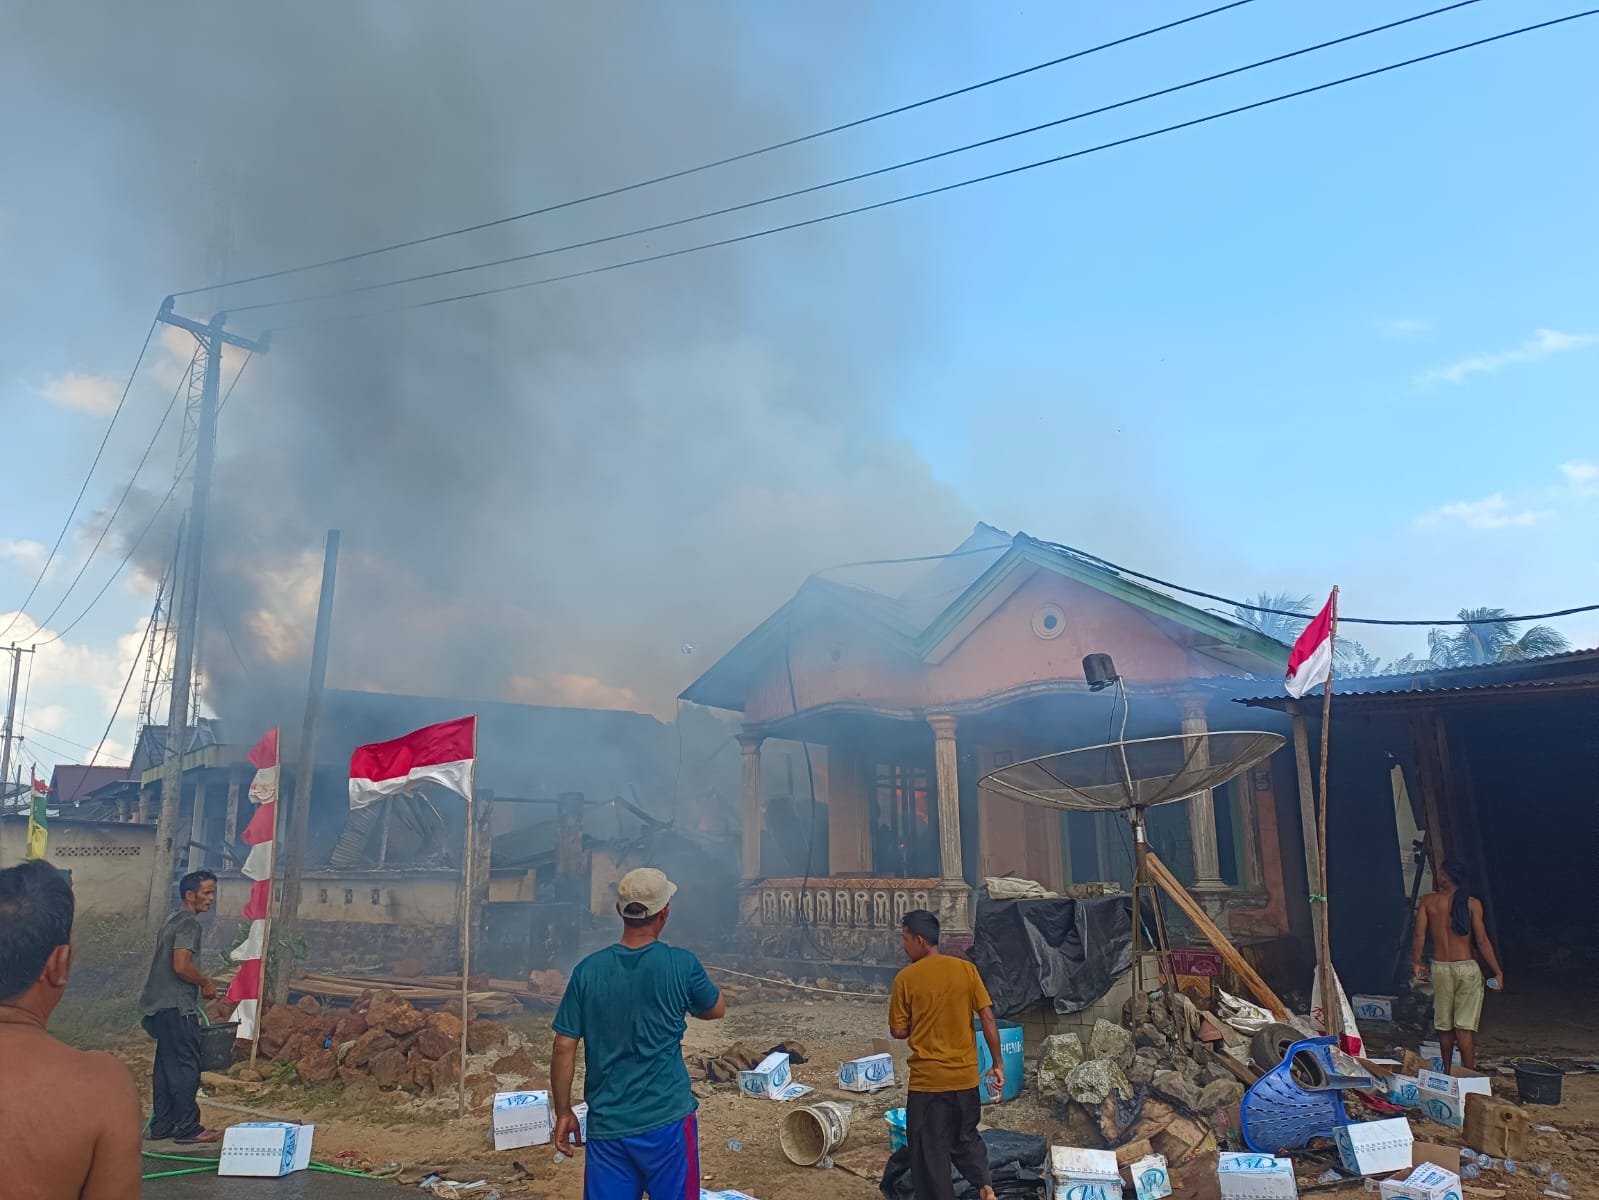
[1413,859,1504,1070]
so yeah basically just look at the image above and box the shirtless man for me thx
[0,860,143,1199]
[1412,859,1504,1070]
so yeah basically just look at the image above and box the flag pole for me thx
[1316,587,1340,1041]
[458,716,479,1118]
[249,733,283,1072]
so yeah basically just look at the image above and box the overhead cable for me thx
[174,1,1257,298]
[268,10,1597,329]
[235,0,1484,315]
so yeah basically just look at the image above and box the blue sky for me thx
[2,0,1596,771]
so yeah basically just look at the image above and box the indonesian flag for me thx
[348,715,476,809]
[1285,590,1337,699]
[227,727,280,1040]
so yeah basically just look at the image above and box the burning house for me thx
[681,524,1314,972]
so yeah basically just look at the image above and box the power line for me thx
[33,353,254,649]
[24,347,200,637]
[20,721,96,755]
[0,316,159,640]
[236,0,1484,317]
[270,10,1597,330]
[176,1,1258,299]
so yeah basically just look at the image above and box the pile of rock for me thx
[1034,1007,1247,1165]
[236,989,542,1108]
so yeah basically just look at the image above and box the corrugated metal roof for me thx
[1232,646,1599,706]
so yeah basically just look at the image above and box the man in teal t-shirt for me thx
[552,868,725,1200]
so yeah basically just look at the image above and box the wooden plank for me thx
[1290,708,1324,961]
[1408,713,1448,868]
[1145,849,1290,1020]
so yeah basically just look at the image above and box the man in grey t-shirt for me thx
[140,870,219,1143]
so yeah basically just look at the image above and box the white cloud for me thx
[1419,328,1599,386]
[40,371,121,415]
[1413,493,1550,532]
[1384,318,1432,337]
[0,538,46,573]
[1561,460,1599,497]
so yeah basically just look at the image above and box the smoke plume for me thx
[6,3,974,722]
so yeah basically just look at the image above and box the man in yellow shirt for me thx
[889,909,1002,1200]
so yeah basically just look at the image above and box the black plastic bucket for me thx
[199,1021,240,1073]
[1514,1059,1564,1106]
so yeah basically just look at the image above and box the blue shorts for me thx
[584,1112,700,1200]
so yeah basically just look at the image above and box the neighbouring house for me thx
[1235,647,1599,1002]
[681,523,1314,970]
[49,764,131,808]
[0,814,155,915]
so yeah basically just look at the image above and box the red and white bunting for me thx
[226,727,279,1040]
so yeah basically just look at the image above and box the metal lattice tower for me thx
[136,525,185,735]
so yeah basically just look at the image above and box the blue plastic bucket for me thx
[975,1016,1025,1103]
[884,1108,907,1151]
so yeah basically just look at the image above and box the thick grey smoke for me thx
[6,3,974,720]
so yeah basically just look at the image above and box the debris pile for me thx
[695,1040,809,1084]
[233,989,545,1108]
[1033,1004,1250,1167]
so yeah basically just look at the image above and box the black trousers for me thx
[142,1009,203,1139]
[907,1088,990,1200]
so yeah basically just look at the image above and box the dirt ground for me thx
[104,984,1599,1198]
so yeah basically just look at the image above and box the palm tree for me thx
[1233,592,1382,674]
[1426,608,1571,667]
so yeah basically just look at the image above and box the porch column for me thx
[222,765,244,856]
[929,714,971,934]
[1176,693,1230,919]
[738,733,764,883]
[138,783,155,824]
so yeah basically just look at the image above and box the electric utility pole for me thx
[0,644,33,809]
[145,301,269,929]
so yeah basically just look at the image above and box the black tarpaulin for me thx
[967,895,1143,1017]
[879,1128,1047,1200]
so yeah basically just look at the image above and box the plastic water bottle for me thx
[1462,1165,1481,1180]
[727,1140,742,1152]
[1503,1159,1517,1174]
[1532,1162,1552,1178]
[1477,1154,1497,1170]
[1459,1148,1477,1162]
[817,1156,834,1170]
[1549,1173,1569,1194]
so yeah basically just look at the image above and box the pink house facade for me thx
[683,525,1308,965]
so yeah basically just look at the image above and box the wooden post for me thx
[1314,589,1340,1040]
[555,792,585,905]
[1408,713,1448,873]
[737,733,763,882]
[1290,708,1323,958]
[187,774,210,870]
[458,719,480,1119]
[272,530,340,1004]
[1145,848,1289,1019]
[222,765,243,854]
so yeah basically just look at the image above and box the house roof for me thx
[1233,646,1599,711]
[49,765,131,806]
[130,719,226,775]
[681,524,1292,712]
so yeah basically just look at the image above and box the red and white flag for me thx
[1285,590,1337,699]
[227,727,280,1041]
[349,716,476,809]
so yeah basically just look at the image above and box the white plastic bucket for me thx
[779,1100,853,1166]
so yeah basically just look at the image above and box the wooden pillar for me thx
[469,789,494,944]
[187,773,210,870]
[1176,694,1230,917]
[1408,713,1448,868]
[929,714,970,934]
[555,792,585,905]
[738,733,763,883]
[1291,707,1324,958]
[1237,772,1266,893]
[222,765,244,854]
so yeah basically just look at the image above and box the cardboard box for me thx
[1412,1143,1463,1173]
[1128,1153,1173,1200]
[838,1052,896,1092]
[1384,1074,1423,1109]
[1052,1146,1125,1200]
[1217,1153,1299,1200]
[492,1090,553,1151]
[1418,1042,1460,1073]
[738,1050,792,1099]
[1379,1162,1462,1200]
[1352,995,1396,1023]
[1336,1118,1415,1176]
[219,1122,315,1177]
[1417,1070,1491,1129]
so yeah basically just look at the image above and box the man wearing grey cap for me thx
[551,867,725,1200]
